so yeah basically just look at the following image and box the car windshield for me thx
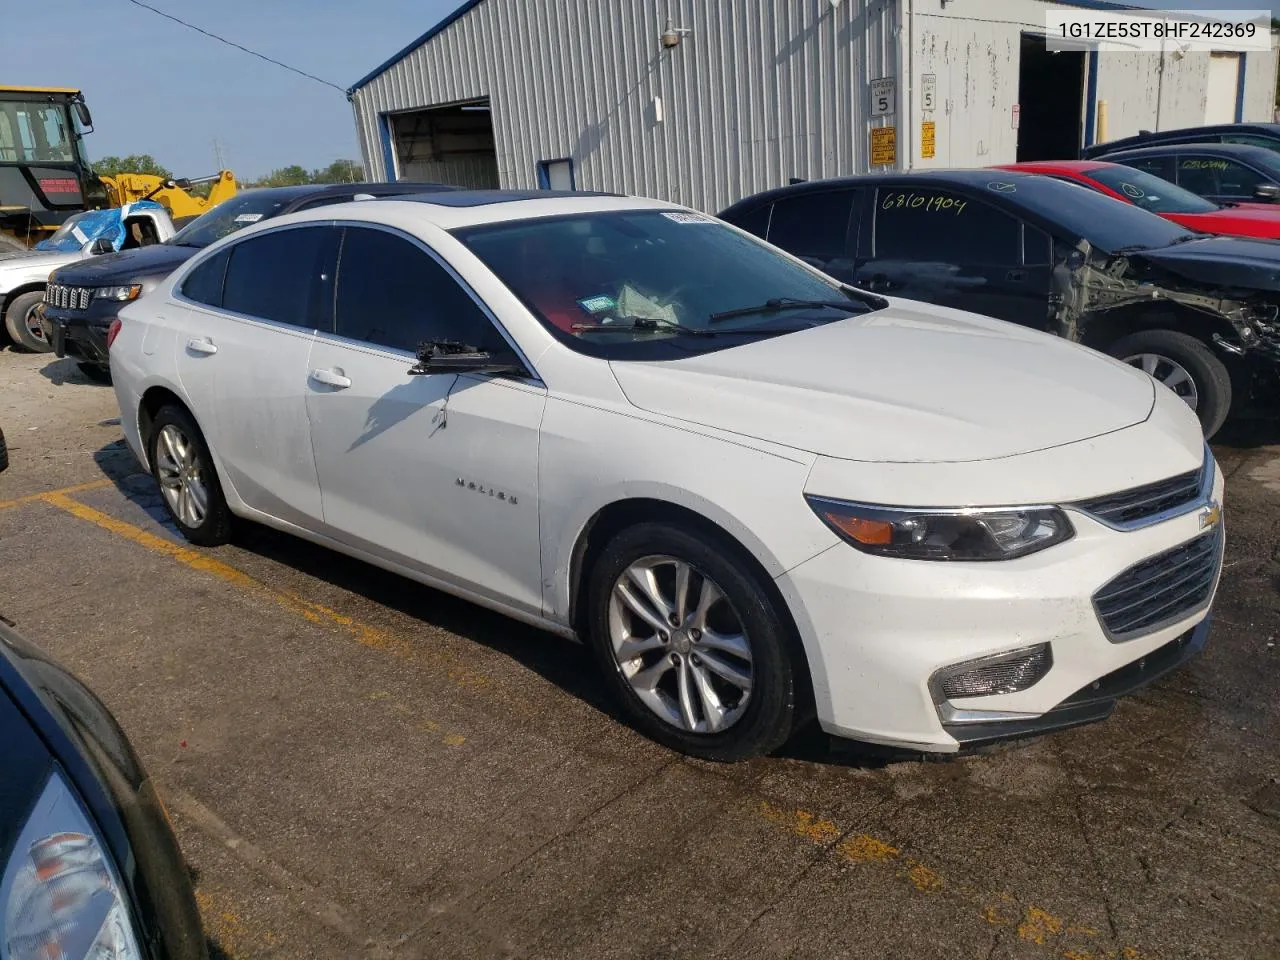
[40,211,95,245]
[1086,166,1218,214]
[169,191,291,248]
[1001,176,1195,253]
[453,210,879,358]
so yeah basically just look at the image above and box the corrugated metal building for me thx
[348,0,1279,213]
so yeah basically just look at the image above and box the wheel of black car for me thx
[3,291,53,353]
[1110,329,1232,439]
[148,405,232,546]
[77,361,112,384]
[585,521,799,761]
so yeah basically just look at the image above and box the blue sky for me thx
[7,0,462,180]
[5,1,1277,181]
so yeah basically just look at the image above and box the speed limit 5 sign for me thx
[870,77,895,117]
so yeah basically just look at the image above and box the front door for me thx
[173,225,336,527]
[304,224,547,615]
[1175,153,1271,204]
[854,185,1052,330]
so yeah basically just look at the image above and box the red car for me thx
[995,160,1280,239]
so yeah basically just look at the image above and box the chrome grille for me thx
[44,284,91,311]
[1075,467,1204,530]
[1093,529,1222,641]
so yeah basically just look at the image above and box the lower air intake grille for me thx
[1093,529,1222,641]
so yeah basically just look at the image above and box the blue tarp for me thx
[34,200,167,253]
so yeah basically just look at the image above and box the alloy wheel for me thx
[23,302,46,343]
[1124,352,1198,411]
[607,555,753,734]
[154,424,209,528]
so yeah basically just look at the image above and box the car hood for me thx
[608,302,1156,463]
[1133,235,1280,291]
[0,250,84,293]
[52,242,196,284]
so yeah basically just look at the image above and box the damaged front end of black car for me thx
[1054,234,1280,435]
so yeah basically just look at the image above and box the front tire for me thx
[1110,329,1232,439]
[148,405,232,546]
[4,291,53,353]
[585,521,800,761]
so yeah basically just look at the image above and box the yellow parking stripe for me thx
[0,478,114,511]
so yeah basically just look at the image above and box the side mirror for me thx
[74,100,93,129]
[410,340,525,377]
[87,237,115,255]
[1254,184,1280,202]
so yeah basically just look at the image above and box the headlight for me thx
[806,496,1074,561]
[92,285,141,303]
[2,772,142,960]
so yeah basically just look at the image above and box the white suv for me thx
[108,191,1224,761]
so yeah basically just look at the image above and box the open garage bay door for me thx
[389,101,499,188]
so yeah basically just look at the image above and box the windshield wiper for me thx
[708,297,866,324]
[571,317,718,337]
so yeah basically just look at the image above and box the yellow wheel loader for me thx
[0,86,236,252]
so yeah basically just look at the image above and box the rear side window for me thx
[1118,156,1175,181]
[180,248,230,308]
[873,187,1019,266]
[222,226,333,328]
[334,227,498,353]
[766,190,857,260]
[1222,133,1280,149]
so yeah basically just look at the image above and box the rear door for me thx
[173,224,337,527]
[853,184,1052,329]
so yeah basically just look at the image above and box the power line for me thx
[121,0,346,93]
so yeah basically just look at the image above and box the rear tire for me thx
[3,291,52,353]
[1109,329,1231,439]
[148,405,232,546]
[585,521,799,761]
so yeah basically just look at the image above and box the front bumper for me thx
[37,302,112,366]
[777,462,1225,753]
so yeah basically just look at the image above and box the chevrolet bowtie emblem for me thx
[1200,502,1222,530]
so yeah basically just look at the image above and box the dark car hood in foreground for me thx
[1135,235,1280,292]
[53,242,196,284]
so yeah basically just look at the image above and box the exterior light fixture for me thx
[661,18,692,48]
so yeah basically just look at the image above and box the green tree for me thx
[92,154,173,179]
[310,159,364,183]
[251,165,312,187]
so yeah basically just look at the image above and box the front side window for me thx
[1177,156,1266,196]
[221,226,333,328]
[873,187,1019,265]
[334,227,497,353]
[169,192,293,249]
[1087,165,1217,213]
[453,209,880,359]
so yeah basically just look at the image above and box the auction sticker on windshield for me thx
[234,213,264,223]
[662,212,714,224]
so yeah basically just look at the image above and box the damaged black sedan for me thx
[719,171,1280,437]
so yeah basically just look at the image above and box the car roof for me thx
[1093,142,1278,162]
[1083,123,1280,156]
[997,160,1116,174]
[227,181,456,208]
[718,169,1052,215]
[266,191,681,232]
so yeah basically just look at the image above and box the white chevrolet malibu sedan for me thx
[108,190,1224,761]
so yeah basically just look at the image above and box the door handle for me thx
[1006,269,1028,282]
[310,368,351,389]
[186,337,218,355]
